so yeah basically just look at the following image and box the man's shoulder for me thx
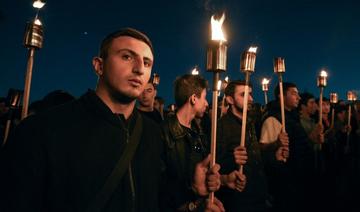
[140,112,161,131]
[263,116,281,125]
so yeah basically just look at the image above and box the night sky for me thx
[1,0,359,106]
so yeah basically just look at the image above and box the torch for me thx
[239,46,257,174]
[317,70,327,149]
[21,0,46,120]
[206,13,227,202]
[2,89,23,146]
[220,76,229,117]
[191,66,200,75]
[152,73,160,88]
[274,57,288,162]
[317,70,328,125]
[329,92,338,129]
[261,78,270,105]
[274,58,286,132]
[345,91,356,151]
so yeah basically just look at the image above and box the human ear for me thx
[92,57,104,76]
[225,96,234,105]
[190,94,196,105]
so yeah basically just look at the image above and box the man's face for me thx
[138,82,156,108]
[322,101,331,114]
[194,89,209,118]
[284,87,300,110]
[94,36,153,100]
[304,98,317,115]
[229,85,253,113]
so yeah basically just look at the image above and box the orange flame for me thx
[211,13,226,41]
[34,19,42,26]
[33,0,46,9]
[191,67,199,75]
[320,70,328,77]
[262,78,270,85]
[248,46,258,53]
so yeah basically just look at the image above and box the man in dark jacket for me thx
[217,80,288,212]
[161,74,238,212]
[1,28,222,212]
[260,82,320,211]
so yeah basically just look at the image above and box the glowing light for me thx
[191,67,199,75]
[33,0,45,9]
[248,46,257,53]
[224,76,229,83]
[210,13,226,41]
[34,19,42,25]
[262,78,270,85]
[320,70,328,77]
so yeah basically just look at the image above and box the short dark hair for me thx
[299,92,315,106]
[99,28,154,59]
[316,97,330,104]
[174,74,208,108]
[274,82,297,100]
[224,80,252,98]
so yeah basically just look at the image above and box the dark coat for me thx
[1,90,162,212]
[160,114,208,211]
[216,110,268,212]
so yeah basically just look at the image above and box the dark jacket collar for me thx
[166,114,201,140]
[80,90,137,129]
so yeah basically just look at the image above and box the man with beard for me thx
[216,80,287,212]
[1,28,222,212]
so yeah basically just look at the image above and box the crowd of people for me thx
[0,28,359,212]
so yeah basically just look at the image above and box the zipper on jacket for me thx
[125,128,136,212]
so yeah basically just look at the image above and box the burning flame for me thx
[320,70,328,77]
[211,13,226,41]
[248,46,258,53]
[191,67,199,75]
[224,76,229,83]
[348,91,357,101]
[262,78,270,85]
[34,18,42,26]
[33,0,46,9]
[217,80,222,91]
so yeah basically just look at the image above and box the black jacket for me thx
[1,90,162,212]
[160,114,208,211]
[216,109,268,212]
[262,101,317,211]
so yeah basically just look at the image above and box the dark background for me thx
[1,0,359,105]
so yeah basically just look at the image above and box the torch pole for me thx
[278,73,288,162]
[278,73,286,133]
[318,87,324,150]
[264,90,268,105]
[209,72,220,203]
[346,104,352,151]
[239,72,250,174]
[210,72,220,167]
[21,48,35,120]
